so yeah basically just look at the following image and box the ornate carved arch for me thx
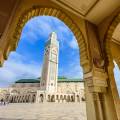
[4,6,90,73]
[104,13,120,118]
[105,13,120,66]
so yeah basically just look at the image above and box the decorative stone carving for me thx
[104,13,120,120]
[93,57,104,68]
[2,6,91,73]
[105,13,120,66]
[84,68,108,93]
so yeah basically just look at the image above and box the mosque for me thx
[1,32,85,103]
[0,1,119,119]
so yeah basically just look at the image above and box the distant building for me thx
[2,32,85,103]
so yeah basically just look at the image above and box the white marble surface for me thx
[0,102,87,120]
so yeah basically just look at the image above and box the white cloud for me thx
[69,37,79,49]
[22,17,58,40]
[59,58,83,79]
[68,62,83,79]
[0,52,41,88]
[20,16,54,44]
[21,16,73,46]
[20,30,39,44]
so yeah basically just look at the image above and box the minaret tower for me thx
[40,32,59,93]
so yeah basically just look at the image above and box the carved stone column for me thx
[83,22,108,120]
[83,21,120,120]
[84,68,107,120]
[106,61,120,120]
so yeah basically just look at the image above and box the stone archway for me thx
[0,5,92,120]
[28,95,31,102]
[51,95,55,102]
[47,95,51,102]
[32,94,36,103]
[105,13,120,67]
[3,6,90,74]
[67,95,70,102]
[40,94,44,102]
[104,12,120,120]
[77,95,80,102]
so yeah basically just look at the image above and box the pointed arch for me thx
[105,13,120,66]
[104,12,120,119]
[4,6,90,73]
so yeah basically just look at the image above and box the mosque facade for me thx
[1,32,85,103]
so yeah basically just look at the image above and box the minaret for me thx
[40,32,59,93]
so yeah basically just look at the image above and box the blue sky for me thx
[0,16,83,87]
[0,16,119,96]
[113,61,120,96]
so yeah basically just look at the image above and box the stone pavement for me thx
[0,102,87,120]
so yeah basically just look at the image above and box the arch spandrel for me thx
[2,6,91,73]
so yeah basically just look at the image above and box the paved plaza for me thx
[0,102,87,120]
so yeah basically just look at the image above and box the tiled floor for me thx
[0,102,87,120]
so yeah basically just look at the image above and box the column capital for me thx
[84,67,108,93]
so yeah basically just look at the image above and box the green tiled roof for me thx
[15,76,83,83]
[58,76,67,79]
[15,79,40,83]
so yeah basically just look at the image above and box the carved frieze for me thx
[84,67,108,93]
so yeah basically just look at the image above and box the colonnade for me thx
[37,93,85,103]
[7,93,36,103]
[5,91,85,103]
